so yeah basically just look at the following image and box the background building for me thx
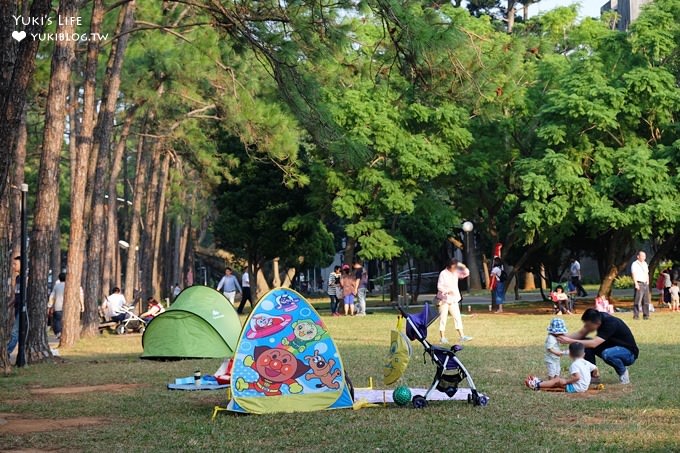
[601,0,654,30]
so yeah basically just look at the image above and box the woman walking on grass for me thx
[436,258,472,344]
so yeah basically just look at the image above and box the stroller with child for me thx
[549,282,576,315]
[396,302,488,408]
[98,304,147,335]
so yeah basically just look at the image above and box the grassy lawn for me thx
[2,306,680,452]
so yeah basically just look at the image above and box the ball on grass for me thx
[393,386,412,406]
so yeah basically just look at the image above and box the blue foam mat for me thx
[167,383,229,391]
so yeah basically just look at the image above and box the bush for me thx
[614,275,634,289]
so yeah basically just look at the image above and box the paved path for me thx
[365,288,634,312]
[404,288,632,305]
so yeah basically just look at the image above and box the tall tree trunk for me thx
[0,0,51,371]
[140,143,163,297]
[84,0,136,334]
[184,213,196,286]
[178,217,189,287]
[649,234,679,282]
[498,242,540,299]
[0,199,10,373]
[51,221,61,276]
[62,0,105,345]
[0,0,51,196]
[506,0,516,33]
[103,107,136,294]
[172,217,182,289]
[124,135,155,303]
[10,108,27,263]
[3,106,27,373]
[26,0,78,362]
[162,217,173,298]
[598,233,634,299]
[522,270,536,290]
[151,153,171,299]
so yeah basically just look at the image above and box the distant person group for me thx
[326,262,369,317]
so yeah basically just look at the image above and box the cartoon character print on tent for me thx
[228,288,354,414]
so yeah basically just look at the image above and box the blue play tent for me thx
[227,288,354,414]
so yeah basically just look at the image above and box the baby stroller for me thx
[113,305,147,335]
[549,282,575,315]
[396,302,488,408]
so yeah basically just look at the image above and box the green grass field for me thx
[2,305,680,452]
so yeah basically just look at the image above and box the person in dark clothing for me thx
[237,269,254,314]
[569,257,588,297]
[7,257,21,359]
[558,308,638,385]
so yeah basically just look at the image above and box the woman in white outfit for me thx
[437,258,472,344]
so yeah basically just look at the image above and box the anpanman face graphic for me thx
[255,349,298,382]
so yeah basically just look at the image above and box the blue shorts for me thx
[565,384,576,393]
[344,295,355,305]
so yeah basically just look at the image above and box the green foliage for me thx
[38,0,680,281]
[514,6,680,261]
[213,136,334,268]
[613,275,634,289]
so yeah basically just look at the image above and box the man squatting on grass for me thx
[526,342,599,392]
[557,308,639,385]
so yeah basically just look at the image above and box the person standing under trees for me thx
[327,265,341,317]
[47,273,71,339]
[236,268,254,314]
[659,268,672,307]
[172,283,181,300]
[7,257,21,360]
[217,267,242,305]
[631,251,651,320]
[353,261,368,317]
[436,258,472,344]
[489,257,506,313]
[340,264,357,317]
[569,257,587,297]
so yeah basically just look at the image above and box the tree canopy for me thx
[2,0,680,369]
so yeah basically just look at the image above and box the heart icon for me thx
[12,31,26,42]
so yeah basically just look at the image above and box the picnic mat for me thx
[354,387,481,403]
[167,383,229,391]
[167,375,229,391]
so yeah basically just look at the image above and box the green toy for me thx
[393,386,412,406]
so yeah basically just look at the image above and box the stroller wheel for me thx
[138,324,146,334]
[478,395,489,406]
[115,324,126,335]
[412,395,428,409]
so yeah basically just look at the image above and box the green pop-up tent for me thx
[141,285,242,360]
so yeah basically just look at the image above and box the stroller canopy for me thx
[141,286,241,360]
[405,303,438,341]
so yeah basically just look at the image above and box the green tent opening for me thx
[141,285,242,360]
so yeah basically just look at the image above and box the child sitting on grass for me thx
[525,342,599,393]
[545,318,568,379]
[594,293,615,314]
